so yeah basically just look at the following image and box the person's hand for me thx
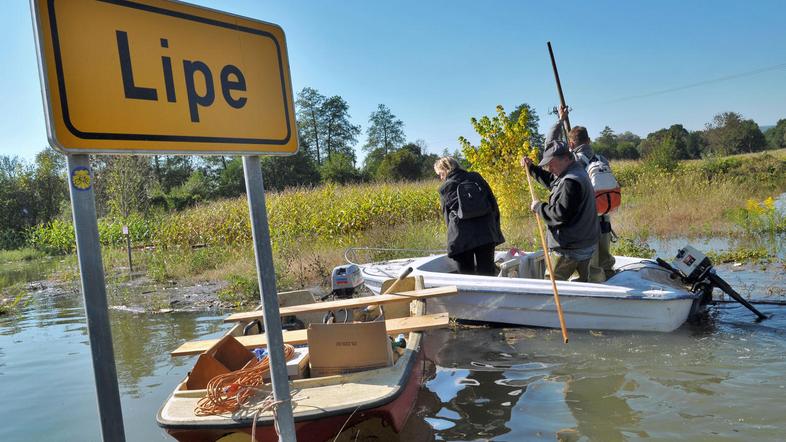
[558,104,568,121]
[530,200,539,212]
[520,157,533,168]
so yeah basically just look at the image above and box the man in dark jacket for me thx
[521,140,599,282]
[546,105,616,282]
[435,156,505,276]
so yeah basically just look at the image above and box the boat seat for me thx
[495,251,546,279]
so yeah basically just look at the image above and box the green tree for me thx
[260,149,320,191]
[0,156,36,247]
[765,119,786,149]
[375,148,422,181]
[616,131,641,159]
[402,140,440,178]
[296,87,325,164]
[33,147,67,224]
[593,126,618,158]
[321,95,361,162]
[509,103,545,150]
[215,157,245,198]
[152,155,194,192]
[361,147,386,178]
[320,152,362,184]
[458,105,537,219]
[702,112,766,155]
[165,170,213,210]
[364,104,405,155]
[644,137,679,171]
[639,124,695,160]
[103,156,154,217]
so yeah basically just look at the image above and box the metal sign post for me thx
[243,156,296,441]
[66,154,126,442]
[31,1,300,439]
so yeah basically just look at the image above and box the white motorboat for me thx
[357,250,705,332]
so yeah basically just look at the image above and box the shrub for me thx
[458,105,539,220]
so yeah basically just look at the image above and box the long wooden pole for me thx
[524,164,569,343]
[547,41,571,136]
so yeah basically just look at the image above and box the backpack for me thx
[456,179,492,219]
[578,153,621,215]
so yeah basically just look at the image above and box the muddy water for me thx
[1,260,784,441]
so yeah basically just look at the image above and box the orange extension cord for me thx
[195,344,296,416]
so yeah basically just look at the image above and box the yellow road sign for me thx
[31,0,298,155]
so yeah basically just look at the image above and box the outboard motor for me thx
[329,264,364,299]
[656,245,768,321]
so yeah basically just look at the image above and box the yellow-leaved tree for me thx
[458,105,539,221]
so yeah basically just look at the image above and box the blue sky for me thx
[3,0,786,161]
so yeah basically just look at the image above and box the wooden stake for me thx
[524,163,569,343]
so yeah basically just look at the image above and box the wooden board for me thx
[223,285,457,323]
[172,312,450,357]
[377,277,417,320]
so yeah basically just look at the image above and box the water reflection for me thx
[410,305,786,442]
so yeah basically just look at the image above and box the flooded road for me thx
[1,262,785,440]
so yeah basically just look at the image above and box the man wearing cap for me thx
[546,105,616,282]
[520,136,599,282]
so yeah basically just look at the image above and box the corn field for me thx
[29,181,442,254]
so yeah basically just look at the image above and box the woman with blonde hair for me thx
[434,156,504,275]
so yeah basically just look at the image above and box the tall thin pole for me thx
[242,156,297,442]
[125,230,133,279]
[524,163,569,343]
[547,41,571,136]
[67,154,126,441]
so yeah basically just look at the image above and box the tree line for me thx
[593,113,786,170]
[1,91,784,249]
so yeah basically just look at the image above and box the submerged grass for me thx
[0,248,47,263]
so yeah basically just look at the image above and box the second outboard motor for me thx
[656,245,768,321]
[329,264,364,299]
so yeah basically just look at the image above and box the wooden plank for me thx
[172,312,450,357]
[223,285,458,323]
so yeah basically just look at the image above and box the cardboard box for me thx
[307,321,393,378]
[262,346,310,381]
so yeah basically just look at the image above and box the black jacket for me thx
[528,161,599,250]
[439,169,505,257]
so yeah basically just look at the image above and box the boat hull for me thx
[163,351,423,441]
[159,323,426,442]
[360,254,699,332]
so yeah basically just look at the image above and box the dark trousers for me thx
[452,243,496,276]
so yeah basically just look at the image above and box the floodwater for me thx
[3,185,786,442]
[1,258,785,442]
[0,256,55,290]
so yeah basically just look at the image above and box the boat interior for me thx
[405,251,686,292]
[159,281,456,431]
[417,250,548,279]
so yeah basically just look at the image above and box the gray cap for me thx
[538,140,570,166]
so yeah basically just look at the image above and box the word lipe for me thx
[115,30,247,122]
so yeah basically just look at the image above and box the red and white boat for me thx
[157,284,452,441]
